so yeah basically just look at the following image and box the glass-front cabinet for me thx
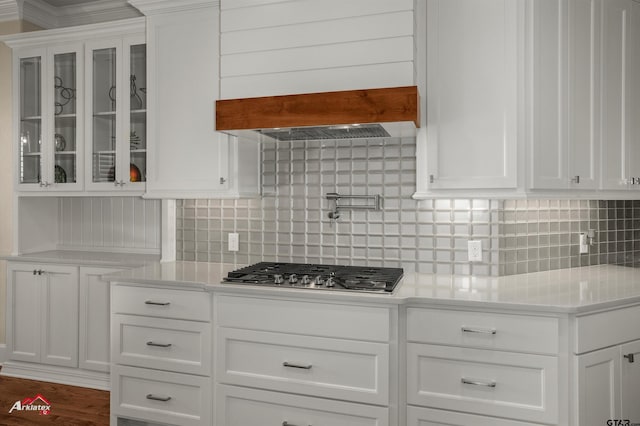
[85,36,146,192]
[17,45,83,191]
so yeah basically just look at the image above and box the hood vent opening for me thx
[258,124,390,141]
[216,86,419,142]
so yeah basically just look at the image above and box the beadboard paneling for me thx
[59,197,160,252]
[220,0,415,98]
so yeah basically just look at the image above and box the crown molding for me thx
[0,0,141,28]
[128,0,218,16]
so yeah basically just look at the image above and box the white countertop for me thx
[105,262,640,314]
[3,250,160,267]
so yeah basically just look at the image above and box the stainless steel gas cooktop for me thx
[223,262,403,293]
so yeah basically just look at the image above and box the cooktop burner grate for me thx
[224,262,403,293]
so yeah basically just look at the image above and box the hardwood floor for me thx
[0,375,109,426]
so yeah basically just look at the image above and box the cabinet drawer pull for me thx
[624,353,635,363]
[283,361,313,370]
[144,300,171,306]
[282,422,311,426]
[461,326,497,335]
[461,378,496,388]
[146,394,171,402]
[146,341,172,348]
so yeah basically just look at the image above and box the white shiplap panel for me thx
[91,198,103,247]
[122,198,135,248]
[103,198,114,248]
[220,11,413,55]
[132,197,146,249]
[111,198,125,248]
[221,36,413,77]
[81,198,93,247]
[145,201,160,249]
[221,0,414,32]
[220,62,415,98]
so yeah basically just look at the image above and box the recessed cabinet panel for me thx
[621,340,640,421]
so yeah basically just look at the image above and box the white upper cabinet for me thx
[3,18,147,196]
[219,0,415,99]
[422,0,520,191]
[84,35,147,193]
[13,44,84,192]
[529,0,600,191]
[134,1,260,199]
[601,0,640,191]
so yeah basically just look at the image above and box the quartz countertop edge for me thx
[103,262,640,314]
[2,250,161,267]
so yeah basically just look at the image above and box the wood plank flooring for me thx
[0,375,109,426]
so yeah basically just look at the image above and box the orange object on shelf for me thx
[130,163,141,182]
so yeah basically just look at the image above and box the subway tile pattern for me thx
[177,138,500,276]
[175,137,640,276]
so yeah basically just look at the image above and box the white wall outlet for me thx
[468,240,482,262]
[579,233,589,254]
[228,232,239,252]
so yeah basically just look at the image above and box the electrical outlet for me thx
[579,233,589,254]
[228,233,239,252]
[468,240,482,262]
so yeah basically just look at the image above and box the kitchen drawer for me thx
[216,327,389,405]
[111,364,211,426]
[407,307,559,355]
[575,304,640,354]
[407,405,542,426]
[407,343,559,424]
[112,284,210,322]
[216,295,391,342]
[216,384,389,426]
[112,314,211,376]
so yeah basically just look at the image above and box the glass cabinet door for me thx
[19,55,42,185]
[91,46,117,185]
[53,51,79,186]
[86,37,146,191]
[128,43,146,185]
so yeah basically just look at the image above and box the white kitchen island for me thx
[104,263,640,426]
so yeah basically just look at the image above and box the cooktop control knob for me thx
[300,275,310,285]
[314,275,324,286]
[325,277,335,287]
[288,273,298,284]
[273,274,284,285]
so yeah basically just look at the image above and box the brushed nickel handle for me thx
[220,177,227,184]
[461,326,497,335]
[571,175,580,184]
[144,300,171,306]
[461,378,496,388]
[146,394,171,402]
[146,341,172,348]
[624,353,635,363]
[283,361,312,370]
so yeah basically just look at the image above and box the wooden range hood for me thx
[215,86,420,141]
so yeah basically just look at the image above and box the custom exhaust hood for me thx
[215,86,420,142]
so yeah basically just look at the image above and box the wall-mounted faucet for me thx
[325,192,381,223]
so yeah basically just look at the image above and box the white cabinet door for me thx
[577,346,621,426]
[6,262,78,367]
[7,264,41,362]
[620,340,640,422]
[529,0,600,190]
[144,7,259,199]
[425,0,519,190]
[601,0,639,191]
[79,266,119,372]
[41,264,79,367]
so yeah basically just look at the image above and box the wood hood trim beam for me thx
[215,86,420,131]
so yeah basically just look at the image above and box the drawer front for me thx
[216,384,389,426]
[407,343,558,424]
[407,405,542,426]
[111,365,211,426]
[113,314,211,376]
[217,328,389,405]
[216,295,391,342]
[575,304,640,354]
[407,307,559,354]
[112,284,210,321]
